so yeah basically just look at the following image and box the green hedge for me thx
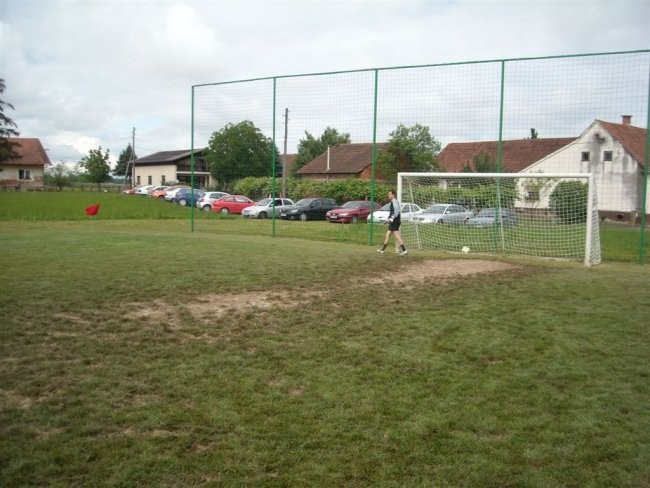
[550,180,588,224]
[233,177,393,204]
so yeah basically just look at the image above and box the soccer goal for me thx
[397,172,601,266]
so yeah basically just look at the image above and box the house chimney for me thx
[621,115,632,126]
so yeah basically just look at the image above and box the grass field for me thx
[1,193,649,486]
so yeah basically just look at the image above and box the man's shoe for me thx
[400,249,408,256]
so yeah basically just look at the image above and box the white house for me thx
[438,116,648,222]
[522,116,648,222]
[133,149,214,188]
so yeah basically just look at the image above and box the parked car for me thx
[413,204,474,224]
[242,197,295,219]
[151,186,176,199]
[326,200,381,223]
[197,191,230,212]
[147,185,169,197]
[173,188,206,206]
[134,185,155,196]
[211,195,255,214]
[280,198,339,221]
[367,202,423,224]
[122,187,136,195]
[163,185,191,202]
[467,207,518,228]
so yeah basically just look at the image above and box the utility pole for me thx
[129,127,136,186]
[282,108,288,197]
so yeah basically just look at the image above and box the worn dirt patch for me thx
[369,259,519,285]
[188,291,324,320]
[123,259,518,333]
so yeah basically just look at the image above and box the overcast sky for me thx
[1,0,649,169]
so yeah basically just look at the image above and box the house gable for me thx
[595,120,647,168]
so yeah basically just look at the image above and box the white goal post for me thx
[397,172,601,266]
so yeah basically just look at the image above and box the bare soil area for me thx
[124,259,518,328]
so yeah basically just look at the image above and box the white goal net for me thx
[397,172,601,266]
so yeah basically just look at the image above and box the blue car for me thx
[172,188,205,207]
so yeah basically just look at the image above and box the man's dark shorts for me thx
[388,217,401,232]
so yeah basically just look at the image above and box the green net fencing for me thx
[190,50,649,263]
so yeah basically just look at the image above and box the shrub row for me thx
[233,177,394,203]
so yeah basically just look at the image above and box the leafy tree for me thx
[0,78,20,164]
[474,152,497,173]
[377,123,440,180]
[79,146,111,190]
[461,151,499,173]
[205,120,279,191]
[45,163,72,190]
[113,143,136,179]
[292,127,351,175]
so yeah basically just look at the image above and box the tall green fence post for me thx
[272,77,277,238]
[492,60,506,253]
[369,69,379,246]
[190,85,196,233]
[640,59,650,264]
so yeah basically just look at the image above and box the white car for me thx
[197,191,230,212]
[413,203,474,224]
[242,197,294,219]
[367,202,423,224]
[134,185,155,196]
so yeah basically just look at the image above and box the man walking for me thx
[377,190,407,256]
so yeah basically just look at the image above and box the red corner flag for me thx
[85,204,100,216]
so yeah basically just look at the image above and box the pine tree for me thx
[0,79,20,164]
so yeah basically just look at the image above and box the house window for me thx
[136,176,141,185]
[147,175,152,185]
[161,175,166,185]
[603,151,613,161]
[526,190,540,202]
[581,151,590,162]
[18,169,32,180]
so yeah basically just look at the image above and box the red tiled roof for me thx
[297,143,387,175]
[438,138,576,173]
[597,120,648,167]
[5,138,51,166]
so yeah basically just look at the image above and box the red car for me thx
[326,200,381,223]
[211,195,255,214]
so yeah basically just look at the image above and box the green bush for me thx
[408,180,518,210]
[550,180,588,224]
[233,177,393,204]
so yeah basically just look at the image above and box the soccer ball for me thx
[462,246,470,253]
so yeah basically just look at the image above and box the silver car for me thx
[413,203,474,224]
[242,198,294,219]
[367,202,423,224]
[467,208,518,228]
[197,191,230,212]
